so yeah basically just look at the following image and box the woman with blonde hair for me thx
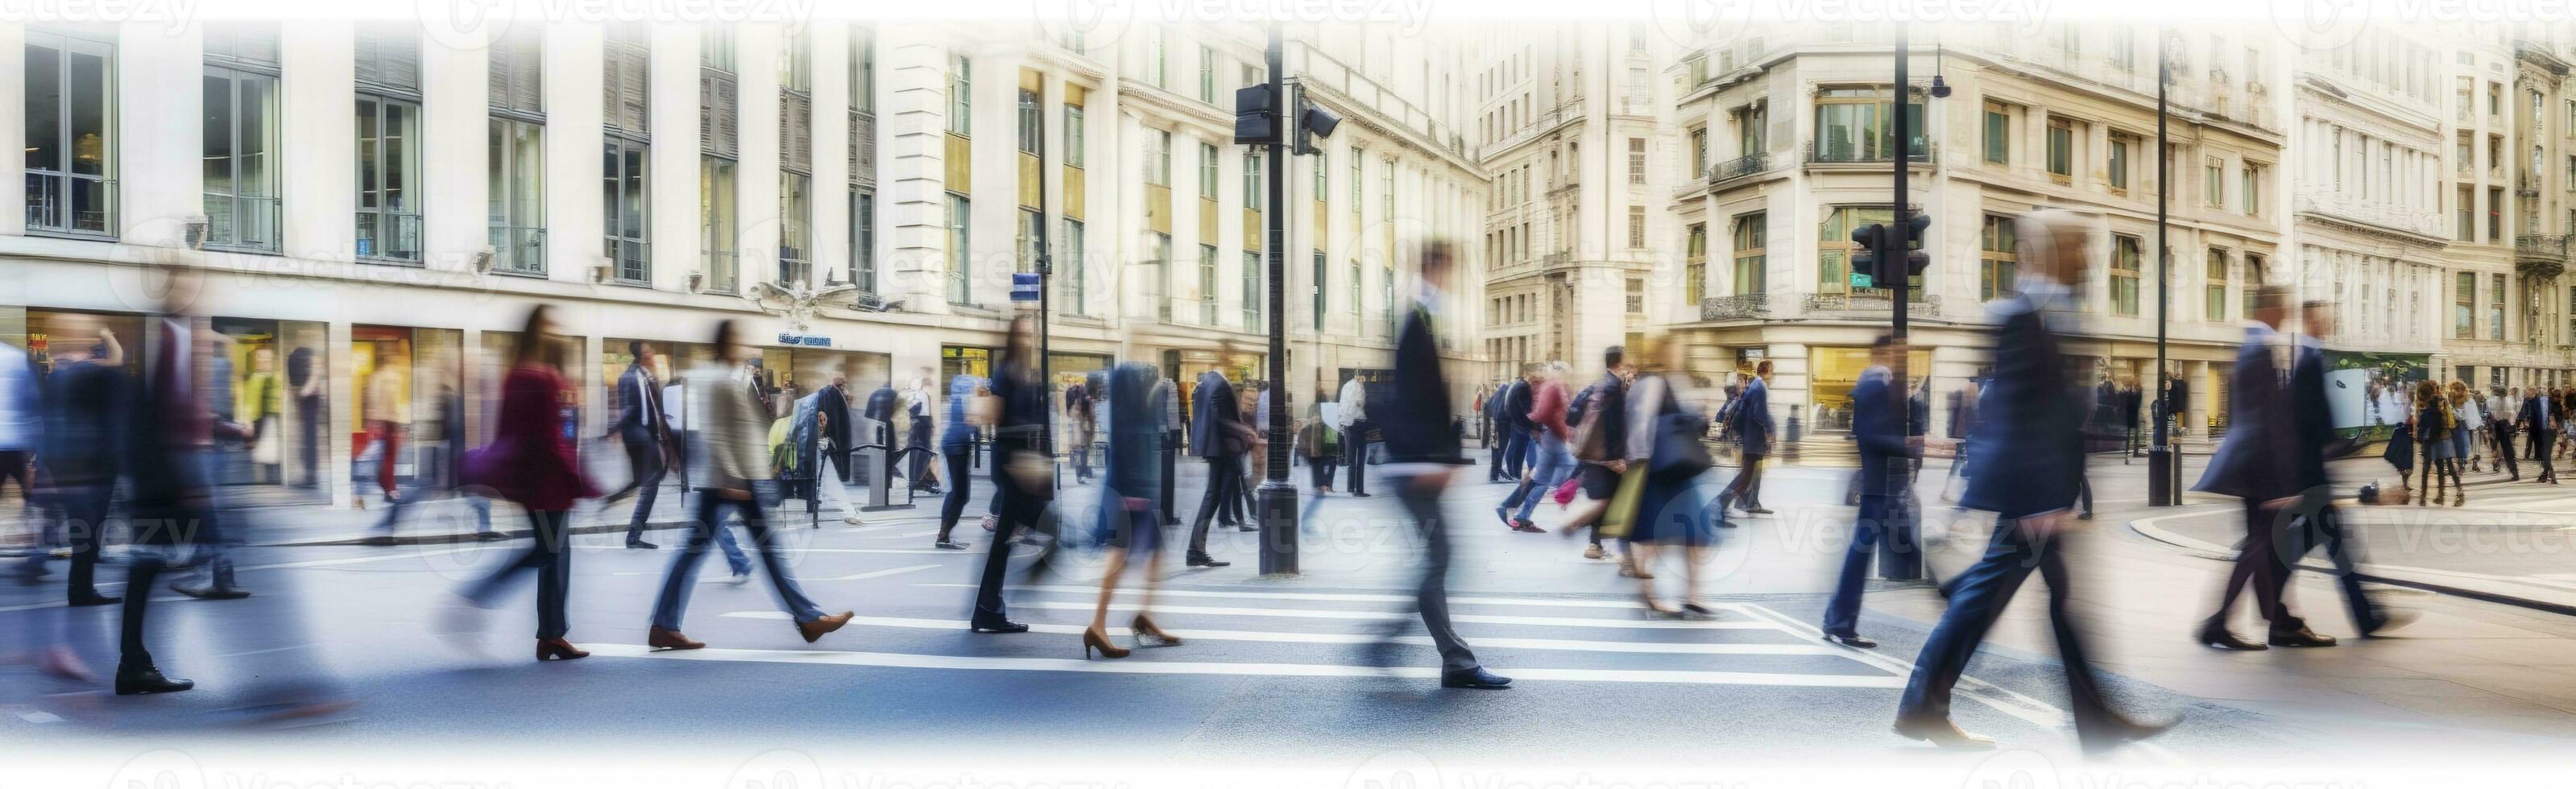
[2450,381,2483,475]
[2413,379,2459,507]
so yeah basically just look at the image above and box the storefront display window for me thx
[1806,345,1928,432]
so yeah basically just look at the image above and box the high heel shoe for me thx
[1132,614,1182,647]
[535,638,590,661]
[1082,626,1130,659]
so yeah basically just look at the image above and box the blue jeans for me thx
[651,495,822,631]
[1503,430,1531,477]
[1507,436,1576,522]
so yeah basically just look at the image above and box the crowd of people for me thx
[2368,374,2576,504]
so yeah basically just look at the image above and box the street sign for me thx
[1850,272,1873,288]
[776,333,831,347]
[1011,272,1042,302]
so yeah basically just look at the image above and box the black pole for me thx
[1876,27,1921,581]
[1036,80,1055,484]
[2149,27,2177,506]
[1255,23,1298,576]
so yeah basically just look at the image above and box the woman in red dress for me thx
[457,304,601,661]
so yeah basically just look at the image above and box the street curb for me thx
[2125,510,2576,618]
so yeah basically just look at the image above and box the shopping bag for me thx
[1598,465,1647,539]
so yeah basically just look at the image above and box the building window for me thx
[1815,87,1924,163]
[2455,271,2475,338]
[1736,103,1767,155]
[1058,217,1083,313]
[1153,232,1174,320]
[1982,215,2018,303]
[1243,250,1262,330]
[2490,186,2504,240]
[23,31,117,237]
[2203,157,2223,208]
[601,138,649,282]
[2491,273,2508,341]
[2458,186,2475,241]
[777,172,812,287]
[2045,118,2073,179]
[701,156,736,292]
[1732,213,1766,295]
[2206,249,2231,323]
[489,118,546,275]
[1015,88,1040,155]
[1627,204,1646,249]
[1016,207,1042,275]
[356,95,423,262]
[1626,278,1645,314]
[1381,158,1394,224]
[1312,250,1327,331]
[1243,150,1263,209]
[203,52,280,252]
[1145,130,1171,185]
[946,193,971,304]
[1684,222,1708,306]
[946,53,971,136]
[1983,101,2009,164]
[1200,143,1220,197]
[1689,127,1708,175]
[1350,258,1363,317]
[1313,147,1327,200]
[851,189,875,293]
[1350,147,1364,213]
[850,23,873,112]
[2242,254,2263,317]
[1199,45,1216,103]
[2242,165,2262,215]
[2108,135,2130,191]
[1063,104,1085,167]
[1628,138,1646,184]
[2111,235,2142,316]
[1200,245,1220,324]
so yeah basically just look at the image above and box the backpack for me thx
[1568,383,1597,428]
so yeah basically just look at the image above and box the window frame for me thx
[22,31,119,238]
[945,192,971,304]
[356,93,425,264]
[202,62,281,253]
[600,135,652,283]
[1731,213,1766,296]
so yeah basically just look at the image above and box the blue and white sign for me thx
[777,333,832,347]
[1010,272,1043,302]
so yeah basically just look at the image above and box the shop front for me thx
[942,345,993,382]
[351,325,463,502]
[208,316,331,503]
[1804,345,1928,433]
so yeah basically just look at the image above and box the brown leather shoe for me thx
[798,611,855,643]
[648,626,705,651]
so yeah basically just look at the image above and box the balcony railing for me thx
[201,192,280,252]
[1708,152,1770,186]
[24,172,115,237]
[1804,291,1943,318]
[1806,140,1933,166]
[2516,233,2571,279]
[1543,251,1572,267]
[777,252,813,290]
[1701,293,1770,320]
[604,238,649,283]
[489,225,547,275]
[355,210,423,263]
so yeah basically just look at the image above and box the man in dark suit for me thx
[1822,336,1920,649]
[2523,386,2558,483]
[604,342,670,548]
[2193,286,2335,651]
[39,344,125,607]
[1896,211,2170,752]
[1484,381,1510,481]
[118,308,232,695]
[1368,241,1509,690]
[1185,370,1245,567]
[1499,372,1534,481]
[1719,360,1776,515]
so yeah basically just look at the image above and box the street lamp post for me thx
[2149,27,2179,506]
[1253,23,1298,576]
[1877,26,1923,581]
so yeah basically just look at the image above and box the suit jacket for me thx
[2522,394,2557,435]
[40,361,126,486]
[1381,304,1465,465]
[1500,380,1534,432]
[1960,303,2085,519]
[614,363,667,443]
[1188,371,1244,458]
[2193,326,2304,501]
[1850,368,1921,494]
[124,318,215,543]
[1735,377,1775,456]
[693,366,776,491]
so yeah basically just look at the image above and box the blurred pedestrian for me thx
[646,320,853,651]
[1895,210,2172,751]
[1497,371,1534,481]
[367,379,497,544]
[1066,378,1096,484]
[1336,373,1369,497]
[1365,241,1510,690]
[2194,285,2335,651]
[1080,361,1184,659]
[2520,386,2557,484]
[1719,360,1775,516]
[117,273,250,693]
[1623,341,1719,618]
[934,374,984,550]
[905,375,941,494]
[1822,336,1920,649]
[32,339,121,606]
[1185,368,1250,567]
[603,341,673,549]
[2488,386,2521,481]
[2413,380,2458,507]
[454,304,603,662]
[360,341,408,506]
[969,314,1055,634]
[1499,361,1574,533]
[1557,346,1632,563]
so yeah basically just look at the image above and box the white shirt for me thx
[1336,378,1368,429]
[0,344,35,451]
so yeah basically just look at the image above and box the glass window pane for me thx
[68,48,107,176]
[204,72,234,194]
[26,43,62,174]
[357,100,380,209]
[385,101,413,212]
[240,75,274,197]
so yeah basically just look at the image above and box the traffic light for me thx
[1850,214,1932,287]
[1234,84,1277,145]
[1294,87,1340,155]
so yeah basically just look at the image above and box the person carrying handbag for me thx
[1620,341,1719,618]
[1558,347,1633,563]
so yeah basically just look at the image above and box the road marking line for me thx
[1000,600,1776,629]
[816,564,943,582]
[718,612,1837,655]
[793,547,1034,556]
[863,530,942,539]
[583,642,1904,688]
[918,582,1751,613]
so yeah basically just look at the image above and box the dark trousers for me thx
[1188,454,1245,555]
[1503,430,1530,478]
[1724,454,1768,508]
[57,484,112,601]
[971,480,1051,626]
[2213,501,2293,629]
[1899,518,2118,734]
[938,446,974,539]
[118,552,171,672]
[1391,475,1479,672]
[1488,434,1506,480]
[1071,429,1095,481]
[1161,432,1180,523]
[1343,430,1369,494]
[652,494,823,631]
[2529,429,2556,479]
[2491,422,2520,477]
[296,395,322,485]
[1308,452,1336,489]
[617,432,668,532]
[1821,494,1887,638]
[2078,476,2094,515]
[462,509,574,639]
[2280,502,2381,630]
